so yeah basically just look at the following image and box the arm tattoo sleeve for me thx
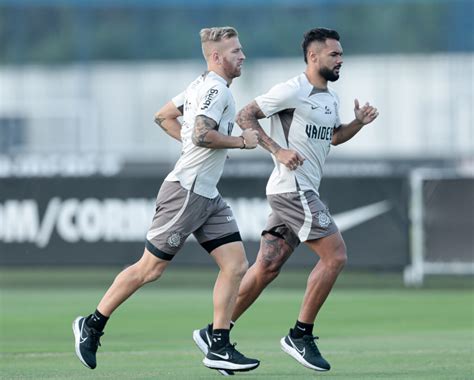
[258,128,282,155]
[237,102,281,155]
[192,115,218,147]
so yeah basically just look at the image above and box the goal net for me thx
[404,167,474,286]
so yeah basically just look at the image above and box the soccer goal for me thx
[404,167,474,286]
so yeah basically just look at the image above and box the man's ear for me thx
[308,49,318,63]
[211,50,221,65]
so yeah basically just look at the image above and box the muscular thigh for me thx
[256,232,294,271]
[305,230,347,261]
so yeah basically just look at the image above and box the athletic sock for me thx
[291,320,314,339]
[210,329,230,350]
[209,320,235,332]
[85,309,109,332]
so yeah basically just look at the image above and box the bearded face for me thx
[311,39,343,83]
[218,37,245,80]
[319,66,340,82]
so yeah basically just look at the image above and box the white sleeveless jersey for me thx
[165,71,236,198]
[255,73,341,196]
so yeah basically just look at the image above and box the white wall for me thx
[0,53,472,162]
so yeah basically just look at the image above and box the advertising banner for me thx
[0,175,409,269]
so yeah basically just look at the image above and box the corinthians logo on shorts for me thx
[167,232,184,248]
[316,210,332,228]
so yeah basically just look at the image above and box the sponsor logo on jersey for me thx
[305,124,334,141]
[200,87,219,110]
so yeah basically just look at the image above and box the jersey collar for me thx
[302,72,329,96]
[207,70,230,87]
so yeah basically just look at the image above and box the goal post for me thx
[404,167,474,286]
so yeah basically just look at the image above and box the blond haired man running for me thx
[73,26,260,374]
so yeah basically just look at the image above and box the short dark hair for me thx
[302,28,340,63]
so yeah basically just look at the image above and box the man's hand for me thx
[241,129,259,149]
[275,148,305,170]
[354,99,379,125]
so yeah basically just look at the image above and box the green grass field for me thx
[0,268,473,380]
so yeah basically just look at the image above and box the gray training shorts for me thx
[145,181,241,260]
[264,190,339,250]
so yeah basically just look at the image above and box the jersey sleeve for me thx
[255,81,298,117]
[196,82,229,124]
[171,91,185,113]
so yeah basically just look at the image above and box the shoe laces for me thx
[303,335,321,354]
[88,328,104,349]
[227,342,244,359]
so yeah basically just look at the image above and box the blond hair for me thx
[200,26,238,59]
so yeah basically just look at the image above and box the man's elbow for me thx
[154,111,164,126]
[236,109,250,128]
[331,128,342,146]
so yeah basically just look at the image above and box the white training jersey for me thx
[255,73,341,196]
[165,71,236,199]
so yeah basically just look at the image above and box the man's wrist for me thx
[239,136,246,149]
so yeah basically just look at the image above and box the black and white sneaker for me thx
[203,342,260,372]
[193,325,234,376]
[72,316,104,369]
[280,329,330,371]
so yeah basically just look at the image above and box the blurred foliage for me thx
[0,1,473,64]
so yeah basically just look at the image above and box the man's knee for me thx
[334,250,347,270]
[260,261,281,283]
[222,255,249,279]
[255,254,286,283]
[256,233,293,282]
[329,243,347,271]
[143,264,166,283]
[234,257,249,279]
[133,253,169,284]
[128,264,164,285]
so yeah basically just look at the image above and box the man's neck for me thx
[208,67,232,86]
[304,69,327,90]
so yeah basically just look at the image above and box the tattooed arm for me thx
[192,115,258,149]
[236,101,305,170]
[154,101,182,142]
[236,101,280,154]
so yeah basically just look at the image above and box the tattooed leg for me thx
[231,233,294,321]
